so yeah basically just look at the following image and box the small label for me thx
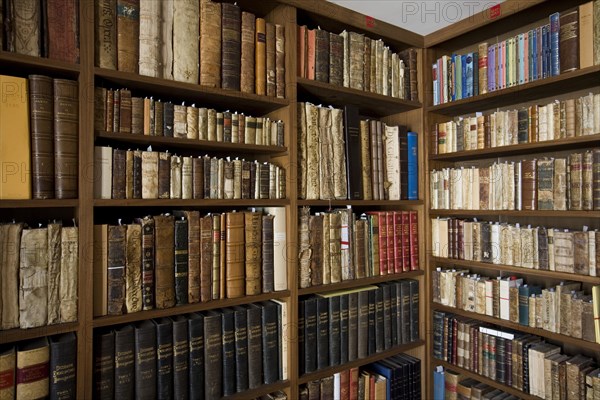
[0,369,14,389]
[16,362,49,384]
[365,16,375,28]
[257,32,266,43]
[275,232,286,241]
[489,4,501,20]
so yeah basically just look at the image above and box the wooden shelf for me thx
[0,199,78,208]
[298,270,424,296]
[433,304,600,351]
[96,131,288,155]
[297,199,423,207]
[94,199,290,207]
[430,256,600,285]
[0,51,80,76]
[92,291,290,327]
[428,65,600,116]
[430,133,600,162]
[433,359,540,400]
[223,380,290,399]
[95,68,289,115]
[0,322,79,345]
[297,77,422,117]
[428,209,600,218]
[298,340,425,385]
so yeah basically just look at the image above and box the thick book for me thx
[188,313,204,400]
[93,329,114,399]
[49,333,76,400]
[233,306,249,392]
[204,310,223,400]
[174,217,189,305]
[221,2,241,90]
[29,75,55,199]
[0,346,16,400]
[107,225,126,316]
[155,214,175,309]
[134,320,156,399]
[264,207,287,291]
[117,0,140,73]
[16,338,49,400]
[247,304,264,388]
[255,18,267,95]
[138,0,162,78]
[240,11,255,93]
[200,0,222,88]
[95,0,117,69]
[221,308,236,396]
[559,8,580,73]
[225,212,245,298]
[53,79,79,199]
[315,29,330,83]
[173,0,199,83]
[114,325,134,399]
[303,297,318,374]
[261,301,280,384]
[344,105,363,200]
[18,227,48,328]
[171,316,188,400]
[245,211,262,295]
[155,318,173,400]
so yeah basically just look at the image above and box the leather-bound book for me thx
[47,0,79,62]
[570,152,583,210]
[94,87,107,133]
[114,325,134,399]
[135,216,155,310]
[175,211,200,303]
[13,0,40,56]
[158,152,170,199]
[155,318,173,400]
[554,230,574,273]
[247,304,264,387]
[255,18,267,95]
[119,89,132,133]
[583,151,594,210]
[261,301,279,384]
[260,162,270,199]
[181,156,192,199]
[560,8,580,73]
[95,0,117,68]
[225,212,245,298]
[211,214,222,300]
[49,333,76,400]
[16,338,49,399]
[537,158,554,210]
[221,2,241,91]
[173,104,186,138]
[315,29,330,83]
[46,222,61,325]
[573,231,589,275]
[241,160,251,199]
[221,308,236,396]
[244,211,262,295]
[328,33,344,86]
[309,214,324,286]
[199,215,213,302]
[113,90,121,133]
[153,100,163,137]
[173,0,199,83]
[298,25,307,78]
[173,216,189,305]
[241,11,256,93]
[275,24,285,98]
[521,159,538,210]
[105,90,114,132]
[93,329,114,399]
[107,225,126,316]
[357,290,370,359]
[192,157,204,199]
[204,310,223,400]
[554,158,568,210]
[162,102,174,137]
[187,313,204,400]
[123,223,142,314]
[348,32,364,90]
[593,150,600,210]
[170,316,188,400]
[29,75,55,199]
[117,0,139,73]
[93,224,109,317]
[161,0,174,79]
[154,214,175,309]
[298,207,312,289]
[266,22,276,97]
[200,0,221,88]
[111,148,126,199]
[54,79,78,199]
[328,212,342,283]
[359,120,372,200]
[133,320,156,399]
[18,227,48,328]
[344,105,363,200]
[232,307,249,392]
[138,0,161,77]
[131,97,143,134]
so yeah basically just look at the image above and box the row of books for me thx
[431,218,599,276]
[300,354,422,400]
[94,87,285,146]
[433,367,521,400]
[432,3,600,105]
[430,152,600,211]
[433,92,600,155]
[297,103,419,201]
[297,25,419,101]
[2,0,78,63]
[433,268,596,343]
[0,222,78,331]
[0,333,76,400]
[0,75,79,200]
[93,208,286,317]
[93,300,287,399]
[299,281,420,375]
[298,209,419,289]
[433,311,598,398]
[94,146,286,200]
[95,0,285,97]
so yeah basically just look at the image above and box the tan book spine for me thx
[59,226,78,323]
[360,120,372,200]
[161,0,174,79]
[19,228,48,328]
[95,0,117,69]
[16,339,49,400]
[0,347,16,399]
[2,224,23,329]
[46,223,62,325]
[298,207,312,289]
[255,18,267,95]
[305,103,320,200]
[329,212,342,283]
[154,214,175,309]
[125,150,133,199]
[240,12,256,94]
[173,0,199,83]
[321,213,331,285]
[125,224,142,313]
[244,212,262,295]
[138,0,162,78]
[200,0,222,88]
[318,107,334,200]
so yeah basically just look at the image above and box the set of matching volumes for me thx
[1,0,79,63]
[93,208,287,316]
[299,281,420,375]
[433,311,600,399]
[95,0,285,97]
[298,103,418,201]
[432,2,600,105]
[93,300,287,399]
[0,221,78,330]
[430,150,600,211]
[433,92,600,155]
[297,25,419,101]
[0,75,79,200]
[300,354,421,400]
[94,87,285,146]
[94,146,286,200]
[434,267,596,343]
[431,218,600,277]
[298,208,419,289]
[0,333,76,400]
[433,367,521,400]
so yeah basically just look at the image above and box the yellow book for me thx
[580,2,595,69]
[0,75,30,199]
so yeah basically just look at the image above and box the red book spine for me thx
[393,211,403,273]
[386,212,394,274]
[401,212,411,272]
[340,369,350,400]
[409,211,419,270]
[377,212,387,275]
[306,29,316,80]
[349,366,359,400]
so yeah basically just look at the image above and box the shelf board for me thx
[92,291,290,327]
[428,209,600,218]
[430,133,600,162]
[0,51,80,76]
[433,359,539,400]
[94,199,290,207]
[95,68,289,115]
[0,199,78,208]
[298,340,425,385]
[297,199,423,207]
[430,256,600,285]
[297,77,422,117]
[0,322,79,345]
[96,131,287,154]
[433,304,600,352]
[428,65,600,116]
[298,270,424,296]
[223,380,289,399]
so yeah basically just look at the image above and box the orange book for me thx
[255,18,267,95]
[297,25,307,78]
[306,28,316,80]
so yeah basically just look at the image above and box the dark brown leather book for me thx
[200,215,213,302]
[261,301,279,384]
[247,304,263,388]
[111,148,126,199]
[262,214,275,293]
[583,151,593,210]
[240,11,255,94]
[95,0,117,69]
[94,87,106,133]
[329,32,344,86]
[275,24,285,98]
[117,0,139,73]
[315,29,329,83]
[113,325,134,399]
[132,150,142,199]
[204,310,223,400]
[200,0,221,88]
[105,90,114,132]
[131,97,143,134]
[154,318,173,400]
[54,79,78,199]
[133,320,156,399]
[233,306,249,392]
[163,102,174,137]
[573,231,589,275]
[49,333,76,400]
[177,211,200,303]
[158,152,171,199]
[47,0,79,63]
[309,214,324,286]
[242,160,251,199]
[107,224,126,315]
[29,75,55,199]
[560,8,580,73]
[119,89,132,133]
[154,214,175,309]
[344,105,363,200]
[93,329,114,399]
[266,22,276,97]
[134,216,154,311]
[187,313,204,399]
[174,216,189,305]
[221,2,241,91]
[221,308,236,396]
[260,162,270,199]
[255,18,267,95]
[244,211,262,295]
[170,316,188,400]
[521,159,538,210]
[225,212,245,298]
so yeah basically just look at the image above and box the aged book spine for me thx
[173,0,199,83]
[583,151,594,210]
[49,333,76,400]
[315,29,330,83]
[310,214,324,286]
[117,0,140,73]
[204,311,223,399]
[221,309,236,396]
[16,338,49,399]
[199,215,212,302]
[107,225,126,316]
[329,32,344,86]
[138,0,162,77]
[46,223,61,326]
[174,217,189,305]
[275,24,285,98]
[200,0,222,88]
[240,12,256,94]
[95,0,117,68]
[298,207,312,289]
[225,212,245,298]
[59,226,78,323]
[29,75,55,199]
[261,214,275,293]
[360,120,372,200]
[154,214,175,308]
[14,0,40,57]
[255,18,267,95]
[348,32,364,90]
[158,152,171,199]
[18,228,48,328]
[560,8,580,73]
[93,225,108,317]
[114,325,134,398]
[244,211,262,295]
[53,79,78,199]
[211,214,221,300]
[184,211,200,303]
[221,2,241,91]
[0,346,15,399]
[132,320,156,399]
[124,223,142,313]
[570,152,583,210]
[111,148,126,199]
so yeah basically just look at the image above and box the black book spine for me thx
[163,102,174,137]
[298,300,306,374]
[172,317,189,400]
[114,325,135,400]
[233,307,249,392]
[316,296,329,370]
[247,305,263,388]
[408,279,419,343]
[188,313,204,400]
[156,318,174,400]
[49,333,77,400]
[381,284,392,350]
[389,284,398,346]
[203,157,211,199]
[134,321,157,399]
[303,297,318,373]
[204,311,223,400]
[356,291,369,359]
[133,151,142,198]
[367,290,376,355]
[174,218,189,305]
[400,281,411,344]
[375,287,384,353]
[222,309,236,396]
[496,336,505,385]
[328,295,340,366]
[261,301,280,384]
[93,329,114,399]
[223,111,232,142]
[398,127,409,200]
[139,217,155,310]
[339,294,349,365]
[343,104,363,200]
[518,108,529,143]
[481,222,492,263]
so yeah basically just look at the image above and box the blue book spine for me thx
[518,285,531,326]
[451,55,456,102]
[433,62,439,106]
[550,13,560,76]
[465,54,473,97]
[407,132,418,200]
[542,25,548,79]
[433,367,445,400]
[532,29,537,81]
[545,23,552,77]
[366,362,393,399]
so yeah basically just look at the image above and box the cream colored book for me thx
[383,124,400,200]
[94,146,113,199]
